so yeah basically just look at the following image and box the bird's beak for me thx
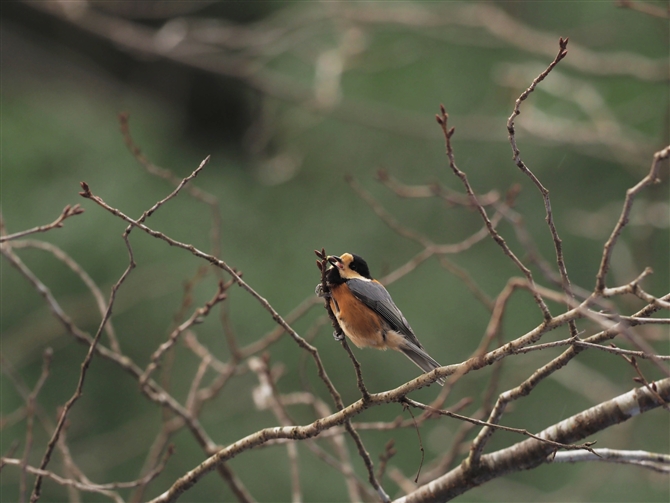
[327,255,343,269]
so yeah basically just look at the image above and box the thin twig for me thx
[401,399,425,483]
[596,145,669,292]
[10,239,121,353]
[140,281,228,386]
[467,291,670,469]
[376,440,397,480]
[506,37,578,338]
[80,185,345,414]
[19,349,53,503]
[436,106,553,321]
[405,398,597,454]
[2,242,252,501]
[376,168,500,207]
[0,205,84,243]
[339,337,371,401]
[119,113,222,257]
[620,354,669,410]
[516,337,670,361]
[29,257,134,503]
[5,445,174,493]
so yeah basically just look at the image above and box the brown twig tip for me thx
[557,37,569,60]
[62,204,85,220]
[215,281,228,301]
[315,248,329,279]
[79,182,91,198]
[436,106,448,125]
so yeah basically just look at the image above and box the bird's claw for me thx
[333,331,344,341]
[315,284,330,298]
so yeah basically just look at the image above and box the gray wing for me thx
[346,279,423,349]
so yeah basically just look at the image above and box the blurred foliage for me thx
[1,1,668,502]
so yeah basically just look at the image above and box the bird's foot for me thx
[315,284,330,298]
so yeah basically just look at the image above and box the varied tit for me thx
[316,253,445,386]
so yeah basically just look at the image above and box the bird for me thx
[316,253,445,386]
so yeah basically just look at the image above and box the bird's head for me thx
[327,253,372,281]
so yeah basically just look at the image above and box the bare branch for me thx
[4,445,174,495]
[10,239,121,353]
[551,448,670,473]
[140,281,228,386]
[29,253,134,503]
[507,37,579,338]
[150,376,670,503]
[436,106,553,321]
[0,205,84,243]
[396,378,670,503]
[19,349,53,503]
[596,145,670,292]
[80,185,345,413]
[403,398,597,454]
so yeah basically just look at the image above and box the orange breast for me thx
[330,284,386,349]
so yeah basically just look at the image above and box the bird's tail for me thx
[400,343,445,386]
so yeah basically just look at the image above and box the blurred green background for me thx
[2,1,668,502]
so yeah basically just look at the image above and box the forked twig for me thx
[436,106,553,322]
[507,37,578,337]
[30,259,134,503]
[596,145,670,292]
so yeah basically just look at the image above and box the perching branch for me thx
[396,378,670,503]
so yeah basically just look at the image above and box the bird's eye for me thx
[349,263,356,270]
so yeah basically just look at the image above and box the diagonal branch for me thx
[395,377,670,503]
[596,144,670,292]
[29,253,133,503]
[148,375,670,503]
